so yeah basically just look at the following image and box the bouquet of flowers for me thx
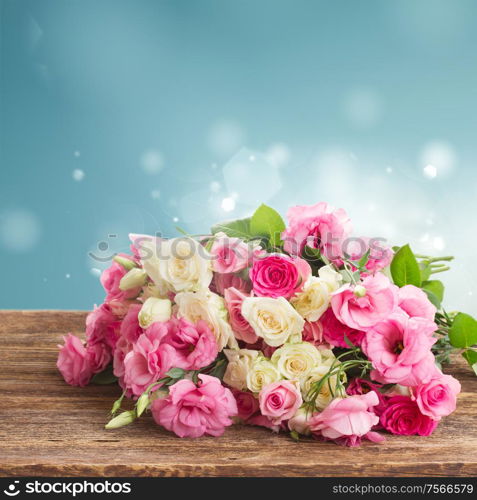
[57,201,477,446]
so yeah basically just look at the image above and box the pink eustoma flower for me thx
[57,333,93,387]
[398,284,437,322]
[331,273,398,330]
[282,201,352,260]
[309,392,384,447]
[151,374,237,438]
[362,313,438,386]
[161,317,218,371]
[123,328,176,397]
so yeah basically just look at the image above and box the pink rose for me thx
[152,374,237,438]
[250,253,311,299]
[86,342,112,374]
[123,328,176,396]
[224,287,258,344]
[320,308,365,348]
[282,201,352,260]
[210,235,257,273]
[331,273,397,330]
[411,372,461,420]
[211,272,251,296]
[119,303,144,343]
[100,257,140,301]
[309,392,384,447]
[161,317,218,371]
[362,313,438,386]
[85,303,121,351]
[380,395,438,436]
[57,334,93,387]
[259,380,302,424]
[232,390,260,421]
[398,285,437,322]
[302,320,325,346]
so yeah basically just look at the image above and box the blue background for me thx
[1,0,476,314]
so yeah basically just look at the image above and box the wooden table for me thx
[0,310,476,477]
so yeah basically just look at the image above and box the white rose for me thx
[140,237,212,293]
[287,406,311,436]
[223,349,259,391]
[291,266,341,322]
[138,297,172,328]
[119,268,148,290]
[241,296,305,347]
[301,364,347,410]
[246,356,281,393]
[271,342,322,381]
[175,290,238,350]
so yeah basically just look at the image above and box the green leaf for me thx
[91,365,118,385]
[166,367,186,379]
[449,313,477,348]
[422,288,441,309]
[422,280,444,302]
[249,204,286,248]
[462,350,477,376]
[211,217,252,240]
[355,249,371,270]
[105,410,136,430]
[419,262,432,282]
[390,244,421,287]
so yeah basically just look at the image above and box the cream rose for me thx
[246,356,281,393]
[223,349,259,391]
[291,265,342,322]
[138,297,172,328]
[241,296,305,347]
[271,342,322,381]
[140,237,212,293]
[175,290,238,350]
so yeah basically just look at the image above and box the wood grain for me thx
[0,310,476,477]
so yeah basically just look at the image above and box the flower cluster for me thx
[58,201,474,446]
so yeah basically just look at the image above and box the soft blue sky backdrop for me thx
[1,0,476,314]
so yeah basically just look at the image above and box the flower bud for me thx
[119,268,147,291]
[138,297,172,328]
[353,285,367,298]
[113,255,137,271]
[136,393,150,417]
[105,410,136,429]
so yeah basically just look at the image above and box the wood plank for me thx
[0,310,476,477]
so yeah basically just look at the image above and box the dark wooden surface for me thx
[0,310,476,477]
